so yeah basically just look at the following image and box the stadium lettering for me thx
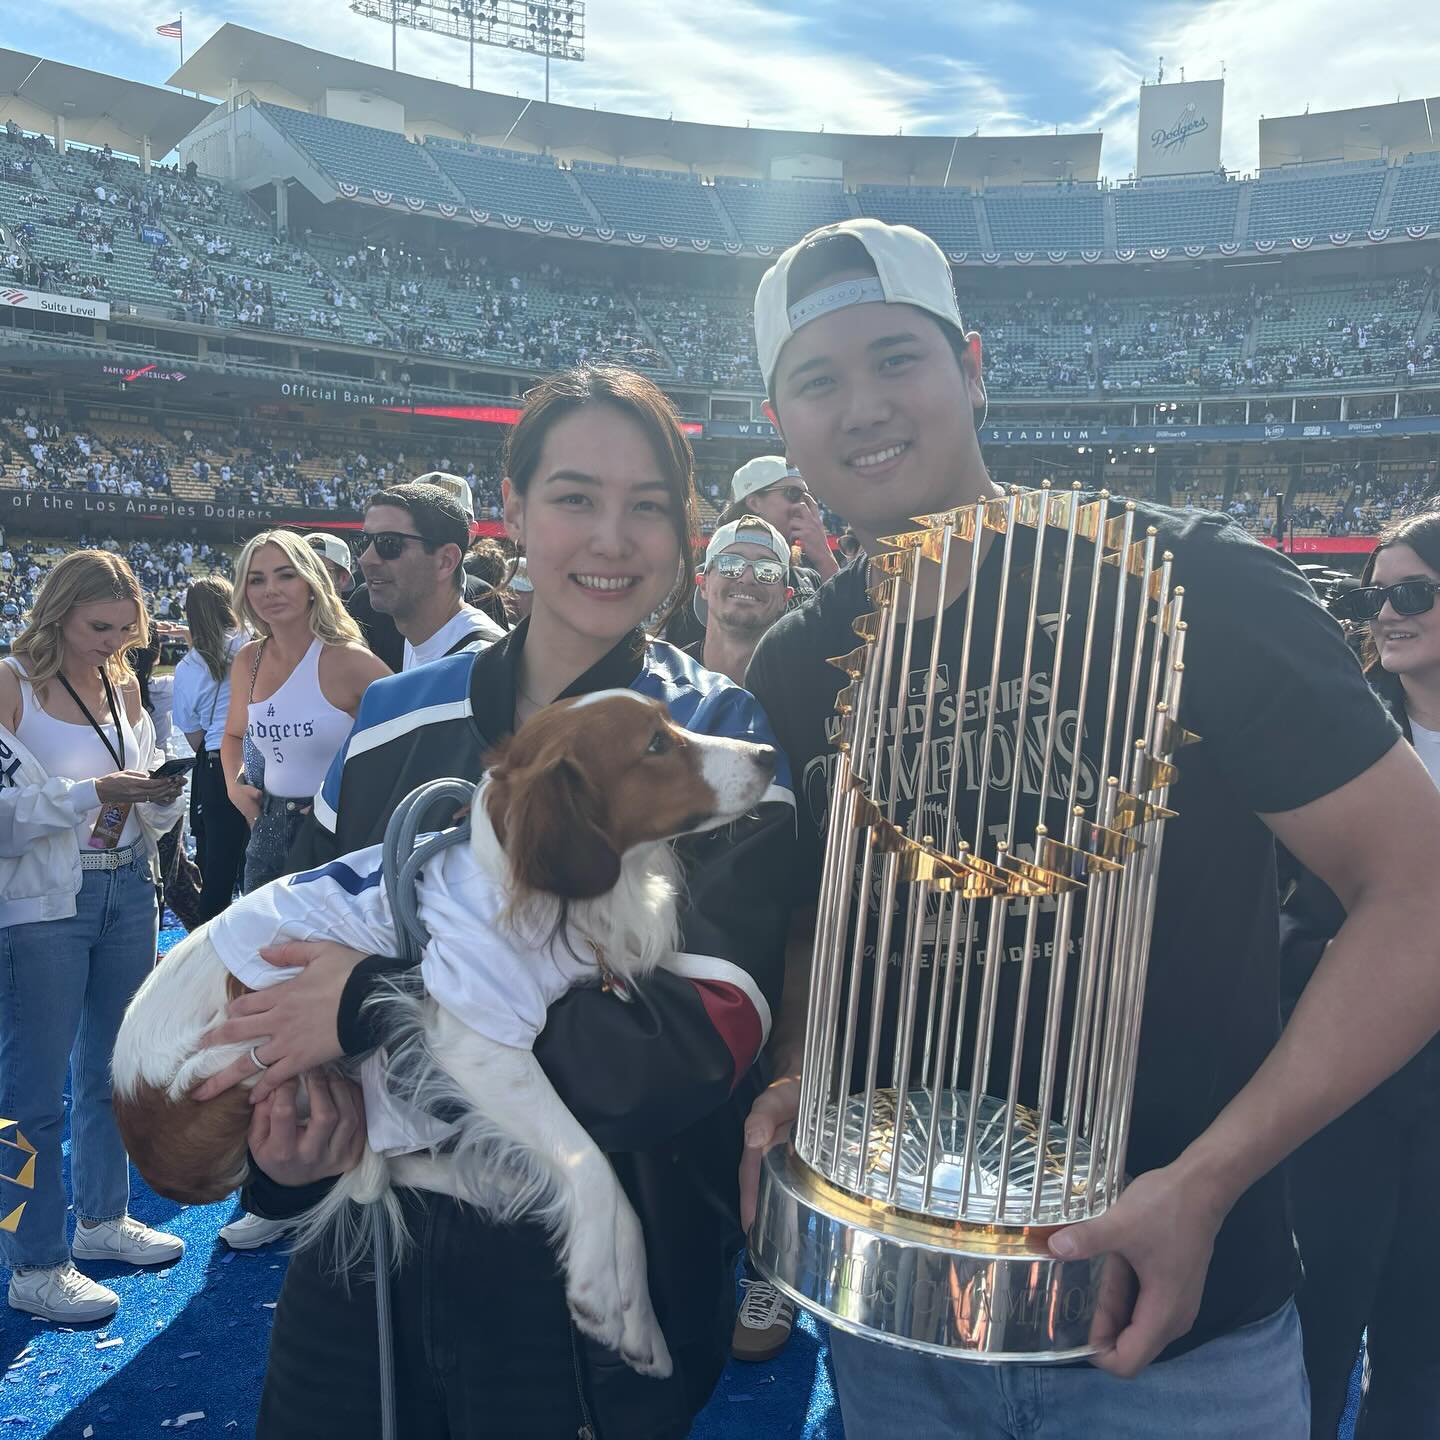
[279,381,387,406]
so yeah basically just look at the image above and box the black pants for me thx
[1289,1037,1440,1439]
[258,1192,696,1440]
[192,751,248,923]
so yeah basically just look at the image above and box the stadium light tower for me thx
[349,0,584,101]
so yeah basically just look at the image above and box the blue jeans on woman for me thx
[0,852,159,1270]
[828,1299,1310,1439]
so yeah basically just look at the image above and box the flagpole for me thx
[179,13,185,84]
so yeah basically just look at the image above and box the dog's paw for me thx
[620,1311,673,1379]
[566,1285,626,1353]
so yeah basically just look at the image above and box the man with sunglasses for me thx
[730,455,840,582]
[353,481,502,673]
[689,515,795,687]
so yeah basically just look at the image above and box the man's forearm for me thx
[1173,884,1440,1214]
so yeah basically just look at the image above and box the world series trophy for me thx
[750,483,1196,1361]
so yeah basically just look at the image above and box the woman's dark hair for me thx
[1356,504,1440,721]
[503,366,699,627]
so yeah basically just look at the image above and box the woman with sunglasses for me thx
[1281,505,1440,1438]
[194,368,794,1440]
[220,529,390,894]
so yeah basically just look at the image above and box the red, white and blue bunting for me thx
[324,183,1440,265]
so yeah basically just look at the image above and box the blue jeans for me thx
[828,1300,1310,1439]
[0,854,159,1270]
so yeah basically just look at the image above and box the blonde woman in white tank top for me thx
[0,551,188,1324]
[220,530,389,895]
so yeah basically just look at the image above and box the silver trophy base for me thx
[750,1144,1109,1362]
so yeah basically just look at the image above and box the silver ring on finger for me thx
[248,1045,271,1073]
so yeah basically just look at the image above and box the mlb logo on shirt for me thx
[908,664,950,699]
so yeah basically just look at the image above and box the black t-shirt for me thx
[746,502,1399,1359]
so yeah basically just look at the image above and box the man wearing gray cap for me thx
[736,217,1440,1438]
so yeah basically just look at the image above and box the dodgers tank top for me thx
[245,636,353,799]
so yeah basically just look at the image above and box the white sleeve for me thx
[169,656,204,733]
[0,767,99,855]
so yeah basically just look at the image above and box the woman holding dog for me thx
[197,367,796,1439]
[0,550,187,1324]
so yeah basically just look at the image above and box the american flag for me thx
[156,18,183,38]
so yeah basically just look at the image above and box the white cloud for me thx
[1132,0,1440,174]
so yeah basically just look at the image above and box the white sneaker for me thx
[8,1262,119,1323]
[218,1212,291,1250]
[71,1215,184,1266]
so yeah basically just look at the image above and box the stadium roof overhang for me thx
[0,47,216,159]
[1259,98,1440,168]
[171,24,1101,186]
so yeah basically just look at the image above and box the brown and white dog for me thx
[113,691,777,1377]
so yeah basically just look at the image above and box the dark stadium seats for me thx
[1246,162,1387,240]
[1114,179,1242,247]
[857,187,983,251]
[713,179,853,249]
[984,186,1106,251]
[571,163,731,242]
[258,104,461,208]
[424,140,593,227]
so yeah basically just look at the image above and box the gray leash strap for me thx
[372,780,476,1440]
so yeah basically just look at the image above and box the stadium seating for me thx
[713,180,852,249]
[258,104,461,207]
[1251,277,1425,386]
[424,140,593,226]
[1387,154,1440,230]
[571,163,730,241]
[1113,180,1241,247]
[983,186,1106,252]
[857,187,982,251]
[1246,163,1386,239]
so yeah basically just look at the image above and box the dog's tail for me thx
[287,1145,409,1284]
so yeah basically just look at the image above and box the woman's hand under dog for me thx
[193,939,367,1103]
[248,1073,366,1187]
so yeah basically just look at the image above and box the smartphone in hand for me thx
[150,757,197,779]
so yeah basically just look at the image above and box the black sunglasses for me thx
[764,484,809,505]
[1333,579,1440,622]
[710,553,786,585]
[360,530,435,561]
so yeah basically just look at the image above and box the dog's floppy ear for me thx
[503,756,621,900]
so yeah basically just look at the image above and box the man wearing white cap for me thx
[689,514,794,688]
[728,455,839,582]
[303,532,355,599]
[738,218,1440,1437]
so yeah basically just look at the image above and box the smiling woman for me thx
[501,366,699,721]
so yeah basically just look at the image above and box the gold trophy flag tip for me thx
[0,1203,24,1233]
[4,1153,36,1190]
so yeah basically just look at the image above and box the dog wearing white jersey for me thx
[112,690,778,1378]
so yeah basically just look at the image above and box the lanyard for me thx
[55,667,125,772]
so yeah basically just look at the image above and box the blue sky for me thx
[7,0,1438,177]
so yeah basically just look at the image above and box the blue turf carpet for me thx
[0,924,1358,1437]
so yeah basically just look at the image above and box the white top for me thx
[6,659,142,848]
[245,637,353,799]
[172,633,243,753]
[209,837,596,1155]
[401,604,503,672]
[1410,721,1440,789]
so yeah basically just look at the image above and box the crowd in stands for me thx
[0,531,234,650]
[0,407,173,497]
